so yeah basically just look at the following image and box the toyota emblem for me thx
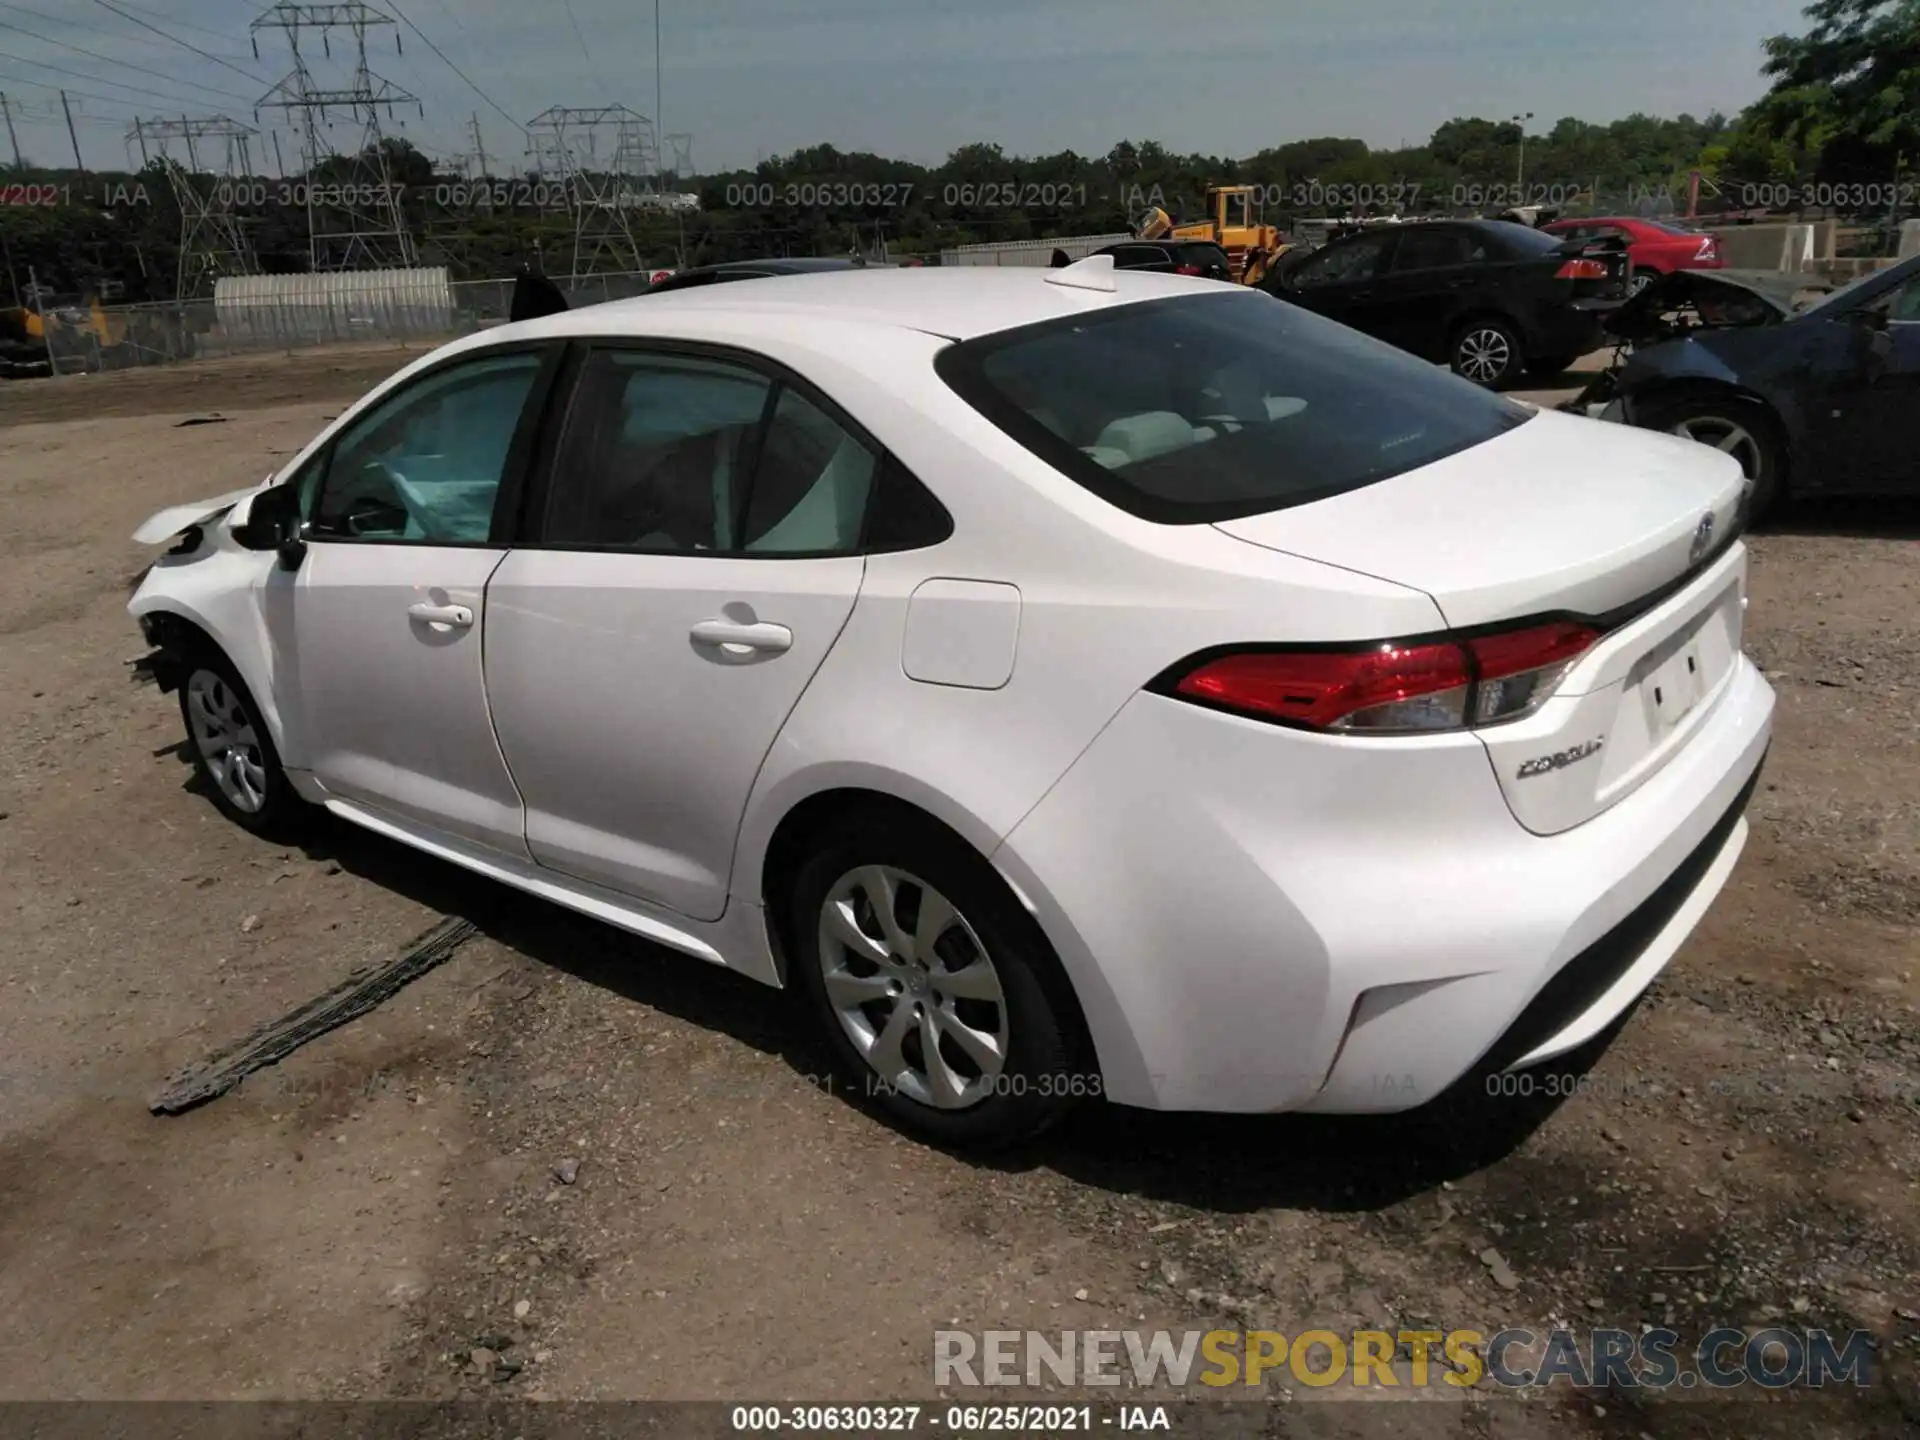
[1689,512,1715,564]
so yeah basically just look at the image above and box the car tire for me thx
[1450,317,1525,388]
[1638,396,1787,525]
[786,813,1087,1149]
[177,648,309,839]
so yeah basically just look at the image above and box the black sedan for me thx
[1260,219,1629,387]
[1082,239,1235,281]
[1573,254,1920,519]
[643,257,876,292]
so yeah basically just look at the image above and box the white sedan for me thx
[129,258,1773,1146]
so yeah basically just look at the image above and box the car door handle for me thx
[407,602,473,628]
[690,618,793,655]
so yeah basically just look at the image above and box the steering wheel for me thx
[339,459,418,538]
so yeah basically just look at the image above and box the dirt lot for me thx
[1,349,1915,1436]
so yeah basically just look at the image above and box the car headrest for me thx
[1092,411,1198,465]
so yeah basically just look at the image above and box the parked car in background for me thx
[1084,239,1235,281]
[126,266,1768,1147]
[1262,219,1630,387]
[1573,254,1920,520]
[644,257,876,292]
[1542,216,1724,294]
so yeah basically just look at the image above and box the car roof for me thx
[484,266,1245,344]
[659,257,868,280]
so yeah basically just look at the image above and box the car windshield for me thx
[935,289,1534,524]
[1799,257,1920,317]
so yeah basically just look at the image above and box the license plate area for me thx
[1639,631,1709,739]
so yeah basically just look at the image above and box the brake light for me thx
[1555,258,1609,279]
[1175,263,1204,275]
[1164,621,1601,734]
[1465,621,1600,725]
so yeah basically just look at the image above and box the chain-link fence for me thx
[19,270,664,378]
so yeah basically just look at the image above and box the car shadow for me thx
[1006,1011,1635,1214]
[1761,493,1920,541]
[280,807,820,1067]
[163,734,1622,1217]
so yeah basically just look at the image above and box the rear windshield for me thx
[934,289,1533,523]
[1492,223,1566,255]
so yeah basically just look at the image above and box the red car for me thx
[1541,216,1723,293]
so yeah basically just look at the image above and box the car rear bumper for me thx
[1528,308,1609,355]
[992,656,1773,1114]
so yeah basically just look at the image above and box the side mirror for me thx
[233,482,306,570]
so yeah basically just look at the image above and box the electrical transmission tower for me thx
[128,116,260,299]
[527,105,656,275]
[664,133,693,185]
[251,2,421,271]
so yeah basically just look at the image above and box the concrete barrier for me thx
[1703,223,1818,271]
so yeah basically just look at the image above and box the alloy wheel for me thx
[1669,415,1761,512]
[816,865,1010,1110]
[185,668,268,814]
[1456,328,1512,384]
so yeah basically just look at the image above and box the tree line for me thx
[1,0,1911,302]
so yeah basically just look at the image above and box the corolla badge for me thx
[1517,738,1604,780]
[1689,512,1715,565]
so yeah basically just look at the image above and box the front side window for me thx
[308,350,544,543]
[1871,274,1920,324]
[1290,232,1394,286]
[936,289,1534,524]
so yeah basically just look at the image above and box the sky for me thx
[0,0,1818,176]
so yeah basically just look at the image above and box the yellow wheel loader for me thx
[1136,185,1292,285]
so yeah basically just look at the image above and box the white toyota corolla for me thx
[129,259,1773,1145]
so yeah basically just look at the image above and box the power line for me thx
[0,47,255,110]
[0,1,255,63]
[383,0,522,136]
[87,0,269,85]
[93,0,251,46]
[559,0,596,89]
[0,13,255,103]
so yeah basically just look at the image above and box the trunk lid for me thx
[1553,233,1631,306]
[1215,408,1749,833]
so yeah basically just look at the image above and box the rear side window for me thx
[935,290,1533,524]
[1392,228,1480,270]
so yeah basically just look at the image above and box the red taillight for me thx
[1166,621,1601,734]
[1555,258,1609,279]
[1174,643,1471,732]
[1175,263,1204,275]
[1463,621,1601,726]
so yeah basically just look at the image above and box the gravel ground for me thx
[0,350,1914,1437]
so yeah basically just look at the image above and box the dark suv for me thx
[1261,220,1628,386]
[1085,240,1235,281]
